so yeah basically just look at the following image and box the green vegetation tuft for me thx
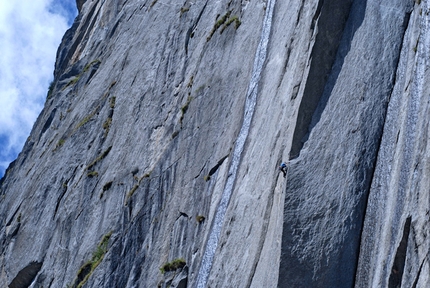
[196,215,205,223]
[180,95,193,125]
[102,82,117,99]
[109,96,116,108]
[103,117,112,136]
[187,76,194,88]
[180,7,190,16]
[220,15,241,33]
[74,232,112,288]
[234,17,241,29]
[181,96,192,114]
[150,0,158,8]
[207,11,241,41]
[83,59,101,72]
[86,146,112,170]
[47,81,55,99]
[103,117,112,130]
[74,104,102,133]
[57,138,66,148]
[63,76,81,90]
[207,11,231,41]
[171,130,179,139]
[87,171,99,177]
[76,114,93,130]
[127,183,139,199]
[62,60,101,91]
[160,258,186,274]
[125,172,151,203]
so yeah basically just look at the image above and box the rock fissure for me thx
[352,16,412,277]
[245,173,278,288]
[53,180,69,219]
[355,2,426,286]
[387,9,413,101]
[6,203,22,227]
[77,0,87,13]
[2,0,430,287]
[59,3,100,77]
[86,146,112,171]
[388,216,412,288]
[195,0,276,287]
[352,128,387,287]
[295,0,306,27]
[207,155,229,177]
[8,261,43,288]
[194,162,207,179]
[411,252,429,288]
[185,1,208,55]
[289,0,354,158]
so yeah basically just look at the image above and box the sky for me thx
[0,0,77,178]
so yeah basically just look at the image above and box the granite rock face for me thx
[0,0,429,287]
[356,2,430,287]
[279,0,414,287]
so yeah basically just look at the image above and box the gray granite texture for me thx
[1,0,429,287]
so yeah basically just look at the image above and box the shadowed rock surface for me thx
[0,0,429,287]
[8,262,42,288]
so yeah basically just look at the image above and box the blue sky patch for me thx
[0,0,78,179]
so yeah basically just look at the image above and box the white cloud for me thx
[0,0,77,177]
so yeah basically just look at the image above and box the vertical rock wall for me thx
[278,0,414,287]
[356,2,430,287]
[1,0,429,287]
[1,0,291,287]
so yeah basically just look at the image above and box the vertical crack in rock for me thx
[6,203,23,227]
[195,0,276,287]
[185,1,208,55]
[388,10,412,99]
[388,216,411,288]
[354,2,422,285]
[353,7,413,286]
[55,19,80,79]
[280,0,414,287]
[207,155,229,177]
[289,0,354,158]
[40,108,57,136]
[8,261,43,288]
[77,0,87,13]
[411,252,429,288]
[56,2,100,79]
[53,180,69,219]
[245,146,283,287]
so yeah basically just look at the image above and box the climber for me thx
[279,162,288,178]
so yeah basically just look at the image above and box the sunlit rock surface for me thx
[0,0,429,287]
